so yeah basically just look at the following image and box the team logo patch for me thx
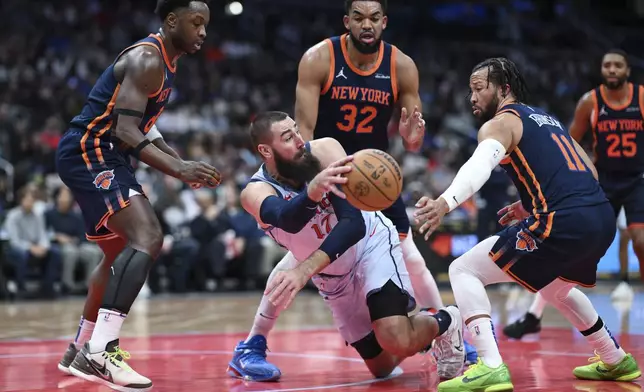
[93,170,115,190]
[515,230,537,252]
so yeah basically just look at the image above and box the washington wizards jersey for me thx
[315,34,397,154]
[497,104,608,216]
[590,83,644,174]
[248,165,389,277]
[69,34,176,153]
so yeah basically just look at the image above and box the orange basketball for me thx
[342,149,403,211]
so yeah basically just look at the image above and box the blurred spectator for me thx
[45,186,101,294]
[3,187,60,298]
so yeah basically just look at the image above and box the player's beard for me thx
[603,75,628,90]
[274,149,322,187]
[476,94,500,126]
[349,31,381,55]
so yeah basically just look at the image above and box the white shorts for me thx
[617,207,627,230]
[311,213,416,345]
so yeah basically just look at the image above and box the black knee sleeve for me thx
[101,247,155,314]
[366,280,410,322]
[351,331,383,360]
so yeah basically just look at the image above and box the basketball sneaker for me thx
[573,352,641,382]
[57,342,79,375]
[227,335,281,382]
[438,358,514,392]
[432,306,466,379]
[69,339,152,391]
[611,281,635,303]
[502,312,541,339]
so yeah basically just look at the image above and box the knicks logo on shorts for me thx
[515,230,538,252]
[93,170,115,190]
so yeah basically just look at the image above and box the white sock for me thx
[246,295,280,342]
[584,320,626,366]
[88,309,127,352]
[528,293,547,319]
[74,316,95,348]
[468,317,503,368]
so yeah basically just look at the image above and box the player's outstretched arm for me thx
[295,42,331,142]
[569,91,594,143]
[414,114,516,238]
[114,47,219,187]
[395,50,425,152]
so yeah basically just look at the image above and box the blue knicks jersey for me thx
[590,83,644,174]
[498,104,608,216]
[315,34,397,154]
[69,34,176,152]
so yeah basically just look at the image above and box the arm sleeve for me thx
[259,193,319,234]
[440,138,507,212]
[318,193,366,262]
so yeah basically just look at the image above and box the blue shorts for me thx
[490,202,616,292]
[381,196,410,238]
[56,129,144,241]
[600,171,644,228]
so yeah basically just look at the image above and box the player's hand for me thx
[178,161,221,188]
[497,200,529,226]
[264,267,309,310]
[414,196,449,240]
[307,155,354,202]
[399,106,426,148]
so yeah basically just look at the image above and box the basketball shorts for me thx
[381,196,410,239]
[490,202,616,292]
[311,212,416,345]
[56,129,144,241]
[600,171,644,228]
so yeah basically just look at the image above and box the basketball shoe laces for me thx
[105,346,133,371]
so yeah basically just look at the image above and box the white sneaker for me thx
[611,281,634,302]
[431,306,465,379]
[69,339,152,392]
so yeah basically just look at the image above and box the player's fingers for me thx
[264,272,283,295]
[498,212,513,226]
[328,184,347,199]
[414,196,430,208]
[497,205,511,216]
[328,155,355,168]
[327,165,353,176]
[284,289,298,310]
[400,107,408,123]
[414,203,436,218]
[269,281,289,306]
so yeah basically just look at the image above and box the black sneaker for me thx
[57,342,79,375]
[503,312,541,339]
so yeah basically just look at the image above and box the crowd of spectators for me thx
[0,0,641,299]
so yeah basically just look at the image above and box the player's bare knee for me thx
[373,317,413,357]
[629,228,644,252]
[131,223,164,257]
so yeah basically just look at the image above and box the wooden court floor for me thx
[0,285,642,391]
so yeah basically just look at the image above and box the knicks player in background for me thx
[230,111,466,381]
[414,58,641,392]
[504,49,644,340]
[227,1,477,380]
[55,1,220,389]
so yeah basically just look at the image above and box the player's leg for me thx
[539,279,641,381]
[58,236,126,375]
[69,192,162,390]
[613,207,634,300]
[438,235,521,392]
[227,251,297,381]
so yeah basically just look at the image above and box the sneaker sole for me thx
[574,369,642,382]
[69,354,153,392]
[226,363,281,382]
[57,363,72,376]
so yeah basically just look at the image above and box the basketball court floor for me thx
[0,284,642,391]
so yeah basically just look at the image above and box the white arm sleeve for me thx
[145,124,163,141]
[440,138,507,212]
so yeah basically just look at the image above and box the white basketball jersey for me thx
[249,164,391,276]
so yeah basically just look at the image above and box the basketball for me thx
[342,149,403,211]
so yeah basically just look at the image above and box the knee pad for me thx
[366,280,410,322]
[102,246,155,314]
[351,330,383,360]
